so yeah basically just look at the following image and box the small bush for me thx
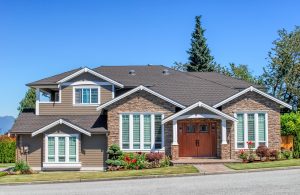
[238,150,248,161]
[146,152,164,168]
[0,172,8,177]
[282,150,293,160]
[0,136,16,163]
[269,150,279,160]
[105,144,125,171]
[13,160,32,174]
[256,145,270,161]
[122,152,147,170]
[160,156,171,167]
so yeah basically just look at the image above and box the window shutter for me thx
[154,115,162,149]
[248,114,255,142]
[133,115,140,149]
[122,115,130,149]
[258,113,266,143]
[144,115,151,149]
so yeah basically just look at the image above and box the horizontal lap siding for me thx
[18,134,43,167]
[80,134,107,167]
[39,85,112,115]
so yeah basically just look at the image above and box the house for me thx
[10,65,292,171]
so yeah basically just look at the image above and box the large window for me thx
[120,114,164,150]
[46,135,79,163]
[235,113,268,149]
[74,87,99,104]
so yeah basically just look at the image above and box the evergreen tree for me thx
[186,16,214,72]
[18,88,36,112]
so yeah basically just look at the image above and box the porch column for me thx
[221,119,227,144]
[35,88,40,115]
[172,120,178,145]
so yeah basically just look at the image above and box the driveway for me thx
[0,169,299,195]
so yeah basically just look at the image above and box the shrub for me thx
[146,152,164,168]
[269,149,279,160]
[122,152,147,170]
[0,172,8,177]
[238,150,248,161]
[0,136,16,163]
[13,160,32,174]
[256,145,270,161]
[160,156,171,167]
[282,150,293,160]
[105,144,125,171]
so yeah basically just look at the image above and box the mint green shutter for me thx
[122,115,130,149]
[248,114,255,142]
[258,114,266,145]
[155,115,162,149]
[69,137,76,162]
[58,137,65,162]
[48,137,55,162]
[144,115,151,149]
[237,114,244,148]
[133,115,140,149]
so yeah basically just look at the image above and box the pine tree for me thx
[186,16,214,72]
[18,88,36,112]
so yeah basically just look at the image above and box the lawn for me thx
[0,163,14,168]
[0,165,198,184]
[225,159,300,170]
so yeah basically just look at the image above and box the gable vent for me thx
[129,69,136,75]
[162,69,170,75]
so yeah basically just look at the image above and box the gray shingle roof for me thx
[26,65,260,106]
[10,111,107,134]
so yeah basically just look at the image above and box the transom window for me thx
[235,113,268,149]
[74,87,99,104]
[46,134,79,163]
[120,114,164,150]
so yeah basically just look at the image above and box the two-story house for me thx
[10,65,291,171]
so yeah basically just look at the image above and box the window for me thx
[46,135,78,163]
[74,87,99,104]
[235,113,268,149]
[199,124,208,132]
[120,114,164,150]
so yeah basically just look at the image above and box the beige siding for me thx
[39,85,113,115]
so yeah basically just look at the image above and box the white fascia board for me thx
[96,85,186,111]
[57,67,124,88]
[213,86,292,109]
[162,101,237,124]
[32,119,91,137]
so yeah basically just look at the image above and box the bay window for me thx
[46,134,79,163]
[74,86,100,105]
[120,113,164,150]
[235,112,268,149]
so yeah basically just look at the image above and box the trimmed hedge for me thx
[0,136,16,163]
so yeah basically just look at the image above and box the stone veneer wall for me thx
[222,91,281,159]
[106,91,176,156]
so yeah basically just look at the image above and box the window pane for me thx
[186,124,195,133]
[237,114,244,148]
[133,115,140,149]
[258,114,266,142]
[144,115,151,149]
[91,88,98,103]
[155,115,162,149]
[82,88,90,103]
[122,115,130,149]
[248,114,255,142]
[75,89,82,103]
[199,125,208,132]
[48,137,55,162]
[69,137,77,162]
[58,137,65,162]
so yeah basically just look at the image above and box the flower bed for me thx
[105,144,171,171]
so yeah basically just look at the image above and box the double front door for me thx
[178,120,217,157]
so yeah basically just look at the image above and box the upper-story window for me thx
[73,86,100,105]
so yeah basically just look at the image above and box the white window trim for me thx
[119,113,165,152]
[73,85,101,106]
[39,88,62,104]
[45,134,79,164]
[234,112,268,150]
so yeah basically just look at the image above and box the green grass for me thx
[225,159,300,170]
[0,165,198,184]
[0,163,14,168]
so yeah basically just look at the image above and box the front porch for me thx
[162,101,238,160]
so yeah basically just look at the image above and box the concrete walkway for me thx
[194,164,235,174]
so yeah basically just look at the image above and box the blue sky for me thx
[0,0,299,117]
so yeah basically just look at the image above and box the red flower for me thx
[131,159,137,163]
[247,141,253,145]
[125,156,131,162]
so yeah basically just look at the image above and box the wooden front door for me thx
[178,120,217,157]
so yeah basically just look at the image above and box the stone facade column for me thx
[171,144,179,160]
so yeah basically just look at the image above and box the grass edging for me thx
[0,165,198,185]
[224,159,300,170]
